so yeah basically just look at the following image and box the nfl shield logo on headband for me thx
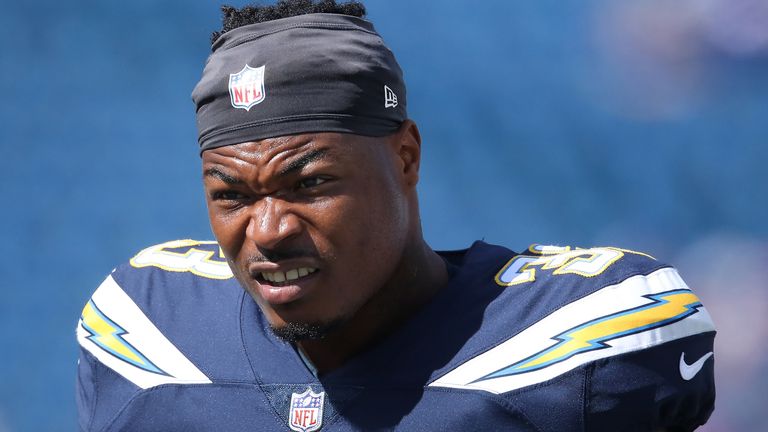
[229,64,266,110]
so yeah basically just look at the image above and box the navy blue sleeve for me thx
[76,347,143,432]
[585,331,716,431]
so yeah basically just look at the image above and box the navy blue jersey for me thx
[76,240,715,431]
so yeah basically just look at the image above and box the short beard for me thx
[269,320,342,343]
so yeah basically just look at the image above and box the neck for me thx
[297,239,448,374]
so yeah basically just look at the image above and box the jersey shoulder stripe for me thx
[429,265,715,394]
[76,274,212,389]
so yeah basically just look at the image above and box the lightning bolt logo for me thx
[80,300,168,376]
[475,288,703,382]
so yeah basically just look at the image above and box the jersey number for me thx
[495,246,642,286]
[129,240,233,280]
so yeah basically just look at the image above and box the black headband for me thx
[191,13,408,153]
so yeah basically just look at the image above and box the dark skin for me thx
[202,121,449,373]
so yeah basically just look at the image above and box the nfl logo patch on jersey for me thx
[289,388,325,432]
[229,64,266,110]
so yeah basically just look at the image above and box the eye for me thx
[211,190,248,201]
[296,176,328,189]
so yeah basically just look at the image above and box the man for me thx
[76,1,716,430]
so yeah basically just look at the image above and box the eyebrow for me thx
[277,148,329,177]
[203,167,242,185]
[203,148,331,184]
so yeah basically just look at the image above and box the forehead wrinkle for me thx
[236,135,316,165]
[202,134,355,186]
[256,134,350,178]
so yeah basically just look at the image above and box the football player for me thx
[76,1,716,431]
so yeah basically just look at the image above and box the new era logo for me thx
[384,85,398,108]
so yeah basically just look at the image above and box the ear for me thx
[392,120,422,187]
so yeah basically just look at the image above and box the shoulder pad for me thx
[76,273,212,389]
[76,240,239,389]
[431,244,715,394]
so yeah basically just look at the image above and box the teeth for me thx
[286,269,299,281]
[261,267,316,284]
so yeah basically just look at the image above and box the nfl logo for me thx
[288,388,325,432]
[229,64,266,110]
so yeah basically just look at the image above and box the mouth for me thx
[249,264,321,305]
[257,267,318,286]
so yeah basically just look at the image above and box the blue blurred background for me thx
[1,0,766,430]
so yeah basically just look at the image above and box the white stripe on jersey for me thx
[429,267,715,394]
[77,275,211,389]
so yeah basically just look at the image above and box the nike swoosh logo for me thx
[679,351,713,381]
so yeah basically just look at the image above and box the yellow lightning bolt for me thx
[81,301,166,375]
[479,289,702,380]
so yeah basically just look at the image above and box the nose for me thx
[246,197,303,250]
